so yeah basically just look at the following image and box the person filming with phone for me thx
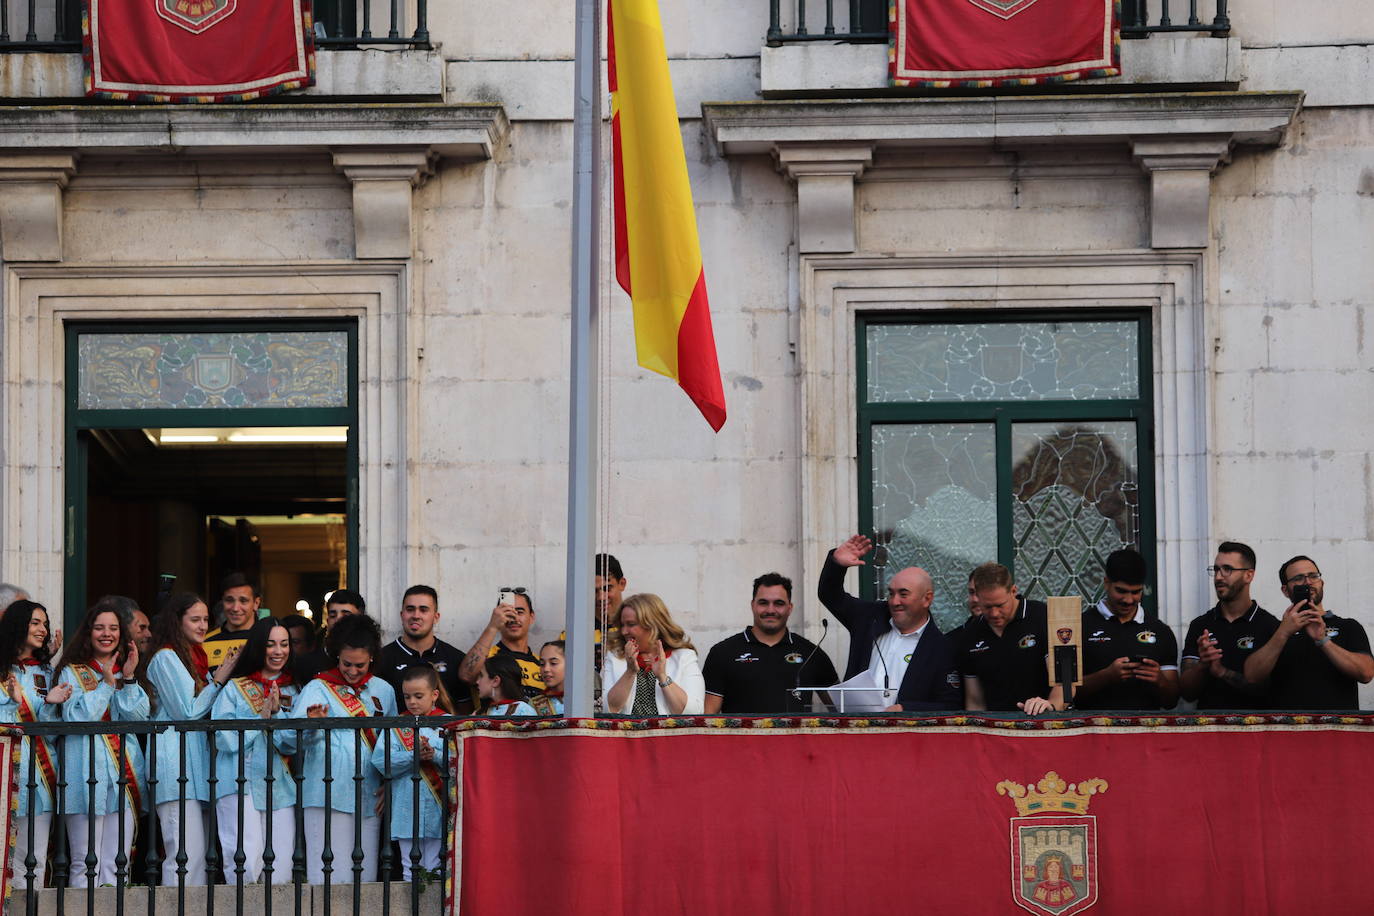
[458,586,545,708]
[1073,548,1179,710]
[1244,556,1374,710]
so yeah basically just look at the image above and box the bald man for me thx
[818,534,962,712]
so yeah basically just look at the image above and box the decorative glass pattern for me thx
[867,321,1139,403]
[1011,422,1139,604]
[78,331,349,410]
[871,423,996,634]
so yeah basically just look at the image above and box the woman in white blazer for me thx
[602,593,705,715]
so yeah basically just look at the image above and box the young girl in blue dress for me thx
[477,654,537,717]
[0,599,72,888]
[56,600,149,888]
[536,640,565,715]
[141,592,242,886]
[211,617,300,885]
[371,664,451,880]
[294,614,396,885]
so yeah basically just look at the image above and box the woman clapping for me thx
[602,594,705,715]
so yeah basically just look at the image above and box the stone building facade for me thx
[0,0,1369,700]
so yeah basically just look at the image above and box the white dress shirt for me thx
[868,620,928,699]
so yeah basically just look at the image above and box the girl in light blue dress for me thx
[477,653,538,717]
[371,664,452,879]
[0,599,72,889]
[141,592,241,886]
[536,640,566,715]
[56,601,149,888]
[293,614,396,885]
[211,617,300,885]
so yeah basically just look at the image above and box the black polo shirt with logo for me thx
[1181,602,1278,710]
[377,637,466,706]
[1253,612,1371,711]
[1076,604,1179,710]
[702,628,839,714]
[957,598,1050,712]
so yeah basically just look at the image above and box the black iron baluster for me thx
[381,726,391,916]
[437,732,451,914]
[291,733,307,916]
[352,728,365,908]
[23,0,34,42]
[2,0,11,44]
[332,0,342,38]
[234,728,248,901]
[795,0,808,36]
[847,0,859,38]
[145,729,159,911]
[1159,0,1172,27]
[361,0,371,39]
[84,733,98,896]
[322,726,333,916]
[823,0,835,35]
[23,736,38,898]
[413,0,427,43]
[54,0,64,40]
[263,721,277,898]
[205,726,219,916]
[176,729,188,905]
[52,734,67,907]
[1186,0,1200,26]
[114,733,128,916]
[409,724,422,914]
[1211,0,1229,32]
[387,0,398,39]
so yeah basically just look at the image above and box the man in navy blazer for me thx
[817,534,963,712]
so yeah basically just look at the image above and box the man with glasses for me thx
[702,573,838,714]
[1179,542,1277,709]
[958,563,1060,714]
[459,587,545,707]
[1073,548,1180,710]
[1244,557,1374,710]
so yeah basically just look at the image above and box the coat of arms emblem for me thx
[997,770,1107,915]
[156,0,236,34]
[965,0,1042,19]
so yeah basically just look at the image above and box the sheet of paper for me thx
[826,672,895,713]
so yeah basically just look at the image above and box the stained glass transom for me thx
[871,423,996,634]
[1011,421,1139,604]
[78,331,349,410]
[866,321,1139,403]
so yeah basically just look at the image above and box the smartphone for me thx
[1291,584,1312,606]
[498,590,516,607]
[1130,655,1152,666]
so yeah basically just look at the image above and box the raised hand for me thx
[215,645,243,683]
[306,703,328,719]
[45,682,73,704]
[833,534,873,567]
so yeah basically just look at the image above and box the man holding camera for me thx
[1244,556,1374,710]
[1073,549,1179,710]
[458,588,545,706]
[1179,541,1277,709]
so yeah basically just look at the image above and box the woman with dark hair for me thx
[603,593,706,715]
[0,599,72,887]
[56,600,149,888]
[141,592,241,886]
[292,614,396,884]
[476,653,538,716]
[211,616,299,885]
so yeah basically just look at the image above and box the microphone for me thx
[793,619,830,710]
[876,629,892,698]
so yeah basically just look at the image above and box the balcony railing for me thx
[0,0,428,52]
[767,0,1230,45]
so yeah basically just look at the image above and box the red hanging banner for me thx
[891,0,1120,88]
[83,0,314,102]
[447,715,1374,915]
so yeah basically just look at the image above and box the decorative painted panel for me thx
[77,331,349,410]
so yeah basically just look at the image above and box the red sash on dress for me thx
[395,721,445,808]
[319,676,379,750]
[233,677,294,773]
[72,663,142,811]
[13,669,56,795]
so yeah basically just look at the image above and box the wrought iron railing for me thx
[9,715,454,916]
[767,0,1230,45]
[0,0,428,52]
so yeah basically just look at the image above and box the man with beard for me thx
[1244,556,1374,710]
[1179,541,1277,709]
[702,573,838,714]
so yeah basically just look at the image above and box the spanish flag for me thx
[609,0,727,432]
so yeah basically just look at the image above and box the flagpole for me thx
[564,0,602,720]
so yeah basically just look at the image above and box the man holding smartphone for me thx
[1244,556,1374,709]
[1179,541,1278,709]
[1073,549,1180,710]
[458,587,545,709]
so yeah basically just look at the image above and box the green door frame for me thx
[63,319,360,631]
[855,309,1158,616]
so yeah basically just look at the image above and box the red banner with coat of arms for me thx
[447,714,1374,915]
[890,0,1120,88]
[83,0,314,102]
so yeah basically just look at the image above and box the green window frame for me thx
[64,319,360,625]
[856,309,1157,630]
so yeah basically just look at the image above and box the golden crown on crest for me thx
[996,770,1109,817]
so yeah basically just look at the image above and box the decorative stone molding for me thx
[0,153,77,262]
[1131,136,1232,249]
[774,144,873,253]
[332,148,436,259]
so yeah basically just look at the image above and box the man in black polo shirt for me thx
[378,584,466,706]
[1244,555,1374,710]
[959,563,1059,714]
[1074,549,1179,710]
[702,572,838,714]
[1180,541,1277,709]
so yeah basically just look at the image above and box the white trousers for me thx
[303,809,379,885]
[216,797,297,885]
[156,800,208,886]
[11,813,51,888]
[397,837,441,880]
[64,809,136,888]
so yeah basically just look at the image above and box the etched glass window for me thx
[872,423,996,634]
[78,330,349,410]
[866,320,1138,403]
